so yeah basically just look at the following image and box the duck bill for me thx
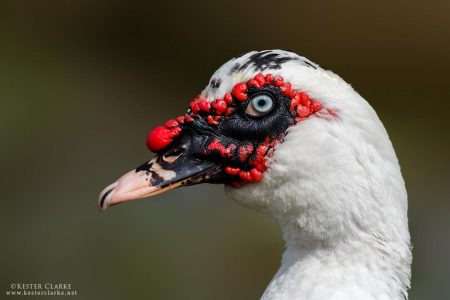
[98,153,220,211]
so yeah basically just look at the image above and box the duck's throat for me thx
[260,221,410,300]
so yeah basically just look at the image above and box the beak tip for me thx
[98,182,117,212]
[97,201,108,212]
[97,156,220,211]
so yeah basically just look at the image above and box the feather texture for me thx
[202,50,412,300]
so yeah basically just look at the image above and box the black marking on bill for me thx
[148,169,164,185]
[100,187,114,208]
[136,161,166,186]
[135,161,154,173]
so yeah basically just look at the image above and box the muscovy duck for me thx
[99,50,411,300]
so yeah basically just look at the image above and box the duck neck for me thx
[261,219,409,300]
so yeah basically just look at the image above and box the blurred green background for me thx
[1,1,449,299]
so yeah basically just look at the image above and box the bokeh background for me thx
[1,1,449,299]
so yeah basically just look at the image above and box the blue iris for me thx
[251,94,273,114]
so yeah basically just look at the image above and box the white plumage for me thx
[203,51,412,299]
[99,50,412,299]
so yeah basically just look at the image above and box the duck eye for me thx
[245,94,274,117]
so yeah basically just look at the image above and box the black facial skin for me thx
[219,85,295,141]
[145,85,296,185]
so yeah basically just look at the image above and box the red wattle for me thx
[146,126,181,152]
[247,79,261,88]
[232,82,248,101]
[254,73,266,86]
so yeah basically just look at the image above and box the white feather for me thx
[202,50,411,300]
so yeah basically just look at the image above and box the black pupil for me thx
[257,99,266,107]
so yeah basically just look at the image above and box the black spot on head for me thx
[232,50,298,73]
[228,62,241,75]
[302,60,317,69]
[209,78,222,90]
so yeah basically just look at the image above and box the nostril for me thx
[166,146,184,157]
[162,147,184,163]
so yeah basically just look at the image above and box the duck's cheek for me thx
[223,175,275,212]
